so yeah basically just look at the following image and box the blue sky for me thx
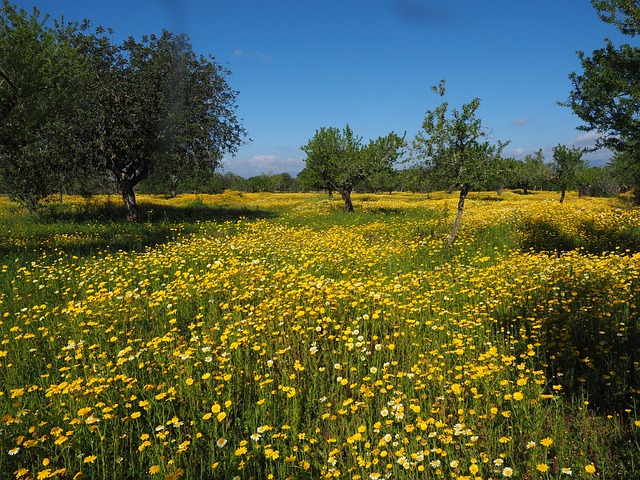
[16,0,632,177]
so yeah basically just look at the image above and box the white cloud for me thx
[505,147,525,158]
[222,155,305,177]
[254,51,273,62]
[572,131,602,148]
[512,117,529,127]
[249,155,278,169]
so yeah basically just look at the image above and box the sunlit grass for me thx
[1,191,639,479]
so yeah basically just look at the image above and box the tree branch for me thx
[0,68,18,124]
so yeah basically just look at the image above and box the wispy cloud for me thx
[254,51,273,62]
[512,117,529,127]
[231,48,272,62]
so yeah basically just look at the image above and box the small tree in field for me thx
[300,125,405,211]
[412,80,507,244]
[518,149,551,194]
[551,144,587,203]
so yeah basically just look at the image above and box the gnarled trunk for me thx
[559,189,566,204]
[337,187,354,212]
[447,185,470,245]
[119,177,139,221]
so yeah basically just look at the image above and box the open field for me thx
[1,190,639,480]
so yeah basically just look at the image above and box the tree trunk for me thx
[560,189,566,204]
[337,187,354,212]
[447,186,469,245]
[523,185,529,195]
[119,177,139,221]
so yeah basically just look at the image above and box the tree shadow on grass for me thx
[518,217,640,255]
[0,200,276,259]
[508,216,640,415]
[492,267,640,415]
[518,218,577,252]
[577,218,640,254]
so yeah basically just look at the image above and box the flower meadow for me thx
[1,191,639,480]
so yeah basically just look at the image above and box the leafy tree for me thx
[0,2,247,217]
[397,165,433,193]
[485,156,521,194]
[269,172,297,192]
[518,149,551,194]
[609,141,640,194]
[0,1,95,208]
[411,80,507,244]
[71,27,247,219]
[564,0,640,198]
[355,168,399,193]
[577,165,622,197]
[300,125,405,211]
[551,144,587,203]
[245,174,273,193]
[220,171,247,191]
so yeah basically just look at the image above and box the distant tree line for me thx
[124,153,626,201]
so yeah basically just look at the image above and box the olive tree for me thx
[72,27,247,220]
[0,1,94,207]
[551,144,587,203]
[411,80,507,244]
[565,0,640,199]
[0,0,247,219]
[300,125,405,211]
[518,149,551,194]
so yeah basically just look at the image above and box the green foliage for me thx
[300,125,405,211]
[551,144,587,202]
[0,1,96,208]
[565,1,640,197]
[592,0,640,36]
[577,166,623,197]
[411,80,508,193]
[0,2,247,219]
[484,156,521,193]
[518,149,551,193]
[566,41,640,151]
[70,27,247,219]
[411,80,508,242]
[610,141,640,202]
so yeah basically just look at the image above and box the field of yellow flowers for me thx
[1,190,639,480]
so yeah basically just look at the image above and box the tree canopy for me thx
[551,144,586,203]
[565,0,640,199]
[0,1,247,219]
[411,80,507,243]
[300,125,405,211]
[0,1,94,207]
[593,0,640,36]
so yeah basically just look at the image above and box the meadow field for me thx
[0,190,639,480]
